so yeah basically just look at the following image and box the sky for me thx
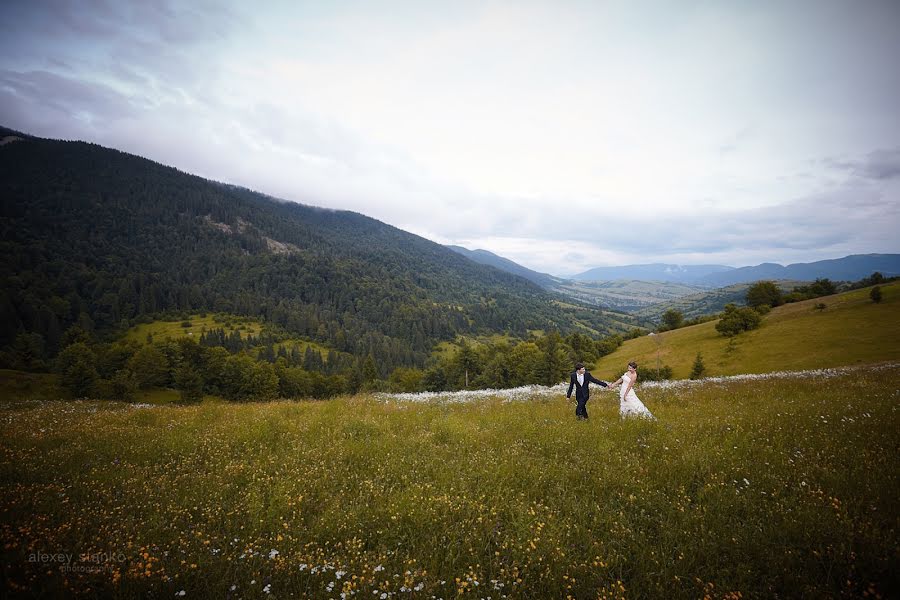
[1,0,899,277]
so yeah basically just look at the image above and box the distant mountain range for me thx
[572,255,900,286]
[571,264,732,284]
[449,246,899,315]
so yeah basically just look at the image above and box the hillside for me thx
[0,131,628,371]
[446,245,559,288]
[634,280,808,322]
[592,282,900,379]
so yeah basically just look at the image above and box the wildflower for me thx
[263,584,271,594]
[268,549,279,560]
[176,592,186,597]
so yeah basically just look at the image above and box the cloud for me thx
[1,0,898,278]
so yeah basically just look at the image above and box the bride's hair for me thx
[628,361,638,369]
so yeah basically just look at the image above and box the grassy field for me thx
[123,314,266,344]
[2,365,897,599]
[123,314,332,360]
[593,282,900,380]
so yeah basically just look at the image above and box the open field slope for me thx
[2,365,898,598]
[593,282,900,380]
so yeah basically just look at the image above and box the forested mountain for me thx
[0,129,630,372]
[446,245,559,288]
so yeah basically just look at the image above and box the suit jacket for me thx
[567,370,608,401]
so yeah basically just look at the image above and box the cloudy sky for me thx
[2,0,898,276]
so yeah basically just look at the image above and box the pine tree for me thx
[690,352,706,380]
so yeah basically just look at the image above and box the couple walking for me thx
[566,361,655,420]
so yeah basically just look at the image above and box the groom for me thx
[566,362,609,421]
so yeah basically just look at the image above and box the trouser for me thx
[576,397,588,419]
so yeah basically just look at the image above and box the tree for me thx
[690,352,706,380]
[537,331,571,387]
[661,309,684,331]
[870,286,883,304]
[715,303,763,337]
[127,345,170,389]
[174,364,204,403]
[388,367,424,393]
[56,342,98,398]
[746,281,782,310]
[451,341,479,388]
[109,369,138,401]
[11,332,46,372]
[362,355,379,388]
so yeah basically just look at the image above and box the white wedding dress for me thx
[619,372,655,419]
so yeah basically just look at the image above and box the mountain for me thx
[0,129,629,371]
[571,263,734,284]
[698,254,900,286]
[446,246,559,288]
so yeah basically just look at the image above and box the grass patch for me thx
[123,313,265,344]
[1,365,897,598]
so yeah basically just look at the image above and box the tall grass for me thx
[1,365,897,599]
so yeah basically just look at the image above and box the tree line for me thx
[8,322,644,401]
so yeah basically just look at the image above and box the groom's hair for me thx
[574,362,585,370]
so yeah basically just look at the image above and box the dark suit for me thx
[566,370,608,420]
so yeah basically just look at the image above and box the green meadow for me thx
[123,314,265,344]
[123,314,332,360]
[2,364,898,599]
[593,282,900,379]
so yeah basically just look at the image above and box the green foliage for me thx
[870,285,882,303]
[174,364,204,403]
[55,342,98,398]
[746,280,783,309]
[785,278,837,303]
[638,364,673,381]
[660,308,684,330]
[689,352,706,379]
[715,303,763,337]
[127,345,170,389]
[387,367,424,393]
[10,333,46,372]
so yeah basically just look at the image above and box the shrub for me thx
[870,286,883,304]
[661,309,684,331]
[715,303,763,337]
[746,281,783,309]
[639,365,673,381]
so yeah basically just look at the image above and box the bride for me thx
[609,361,655,419]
